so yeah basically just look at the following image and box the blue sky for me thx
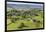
[7,2,43,6]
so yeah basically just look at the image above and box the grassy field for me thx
[7,9,43,30]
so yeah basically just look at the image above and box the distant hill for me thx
[7,4,43,10]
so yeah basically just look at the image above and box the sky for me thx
[7,2,43,6]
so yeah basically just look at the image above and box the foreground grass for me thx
[7,18,43,30]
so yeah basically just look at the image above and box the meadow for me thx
[7,8,43,30]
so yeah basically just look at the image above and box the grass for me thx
[7,16,43,30]
[7,9,43,30]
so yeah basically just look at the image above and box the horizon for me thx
[7,2,43,10]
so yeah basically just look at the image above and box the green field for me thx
[7,9,43,30]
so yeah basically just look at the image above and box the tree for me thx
[18,23,28,28]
